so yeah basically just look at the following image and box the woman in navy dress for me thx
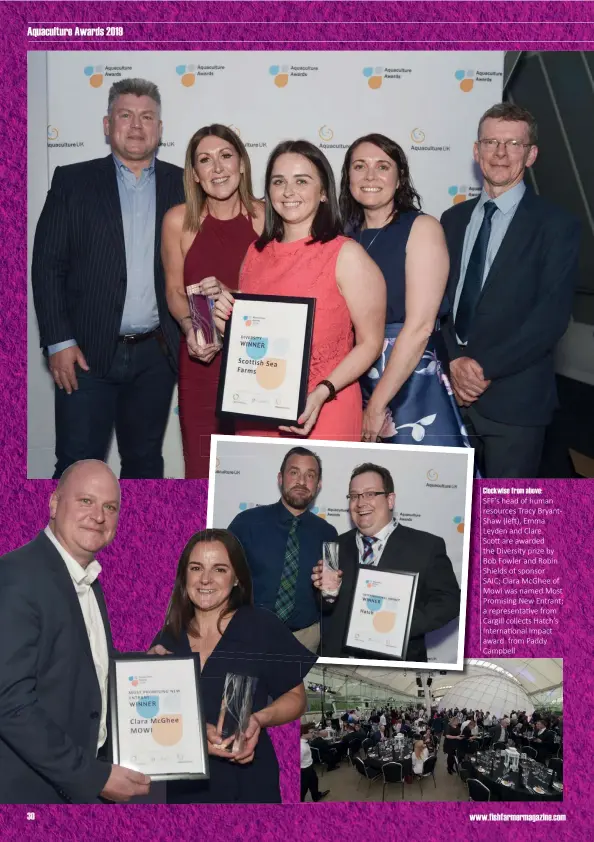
[339,133,472,450]
[150,529,316,803]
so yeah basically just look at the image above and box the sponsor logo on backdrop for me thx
[47,125,84,149]
[269,63,319,87]
[216,457,240,476]
[158,140,175,148]
[228,124,241,136]
[455,68,502,92]
[310,506,327,520]
[363,65,412,89]
[409,128,451,153]
[398,511,422,524]
[226,126,267,149]
[427,469,438,481]
[176,63,225,86]
[425,466,459,490]
[453,516,465,534]
[318,125,349,150]
[238,502,260,511]
[84,65,104,87]
[448,184,481,205]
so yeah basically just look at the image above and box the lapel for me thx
[476,187,539,304]
[40,532,97,670]
[377,525,408,572]
[448,199,478,292]
[93,156,126,270]
[91,579,114,654]
[154,159,172,267]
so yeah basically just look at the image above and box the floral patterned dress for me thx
[357,211,473,449]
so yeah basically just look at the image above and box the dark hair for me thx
[478,103,538,146]
[279,446,322,481]
[301,722,315,736]
[350,462,395,495]
[255,139,342,251]
[162,529,253,640]
[339,133,422,233]
[183,124,258,233]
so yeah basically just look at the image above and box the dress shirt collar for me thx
[44,526,102,587]
[112,152,156,177]
[276,498,308,525]
[359,517,398,544]
[478,180,525,216]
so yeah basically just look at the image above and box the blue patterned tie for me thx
[455,200,497,343]
[274,518,300,622]
[361,535,378,565]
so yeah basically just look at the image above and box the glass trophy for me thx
[186,283,222,348]
[216,673,258,753]
[321,542,341,601]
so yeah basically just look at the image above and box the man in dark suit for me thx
[533,719,556,764]
[490,717,510,747]
[32,78,185,479]
[440,102,581,477]
[315,462,460,663]
[0,460,150,804]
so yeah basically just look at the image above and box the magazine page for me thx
[0,2,593,841]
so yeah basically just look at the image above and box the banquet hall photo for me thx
[299,659,563,803]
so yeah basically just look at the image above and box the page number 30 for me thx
[26,812,35,821]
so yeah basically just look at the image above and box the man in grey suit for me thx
[0,460,150,804]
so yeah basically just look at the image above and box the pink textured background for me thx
[1,1,593,839]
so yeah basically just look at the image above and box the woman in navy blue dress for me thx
[339,133,472,450]
[150,529,316,803]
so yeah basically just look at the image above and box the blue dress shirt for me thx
[228,500,339,631]
[48,154,159,355]
[453,180,526,344]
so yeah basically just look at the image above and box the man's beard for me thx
[282,485,315,510]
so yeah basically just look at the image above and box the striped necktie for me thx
[274,517,300,622]
[361,535,378,565]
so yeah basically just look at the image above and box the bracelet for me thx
[317,379,337,402]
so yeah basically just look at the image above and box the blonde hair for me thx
[183,124,258,233]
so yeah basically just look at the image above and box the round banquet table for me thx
[469,752,563,802]
[365,742,416,776]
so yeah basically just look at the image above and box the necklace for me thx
[359,225,386,252]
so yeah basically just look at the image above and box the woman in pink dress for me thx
[213,140,386,441]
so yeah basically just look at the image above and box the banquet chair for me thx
[548,758,563,782]
[467,778,491,802]
[415,755,437,795]
[459,759,474,784]
[362,738,374,756]
[381,762,405,801]
[353,757,382,792]
[347,739,362,766]
[524,746,537,761]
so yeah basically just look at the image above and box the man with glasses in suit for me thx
[314,462,460,662]
[440,102,580,478]
[32,78,185,478]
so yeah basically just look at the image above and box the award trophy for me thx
[216,674,258,753]
[321,542,341,602]
[186,283,222,348]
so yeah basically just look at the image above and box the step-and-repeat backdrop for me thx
[28,51,503,477]
[209,437,473,666]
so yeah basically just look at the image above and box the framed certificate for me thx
[109,654,209,781]
[216,293,315,424]
[344,568,419,660]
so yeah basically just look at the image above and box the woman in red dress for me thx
[162,125,264,477]
[213,140,386,441]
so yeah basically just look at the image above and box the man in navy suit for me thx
[0,460,151,804]
[440,103,581,478]
[32,78,185,478]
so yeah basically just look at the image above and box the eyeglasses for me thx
[478,138,533,153]
[346,491,388,502]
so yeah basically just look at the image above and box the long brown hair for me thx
[183,124,258,233]
[162,529,253,640]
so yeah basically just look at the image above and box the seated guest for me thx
[150,529,316,803]
[314,463,460,662]
[490,717,510,747]
[533,719,556,764]
[411,740,430,775]
[228,447,337,653]
[301,724,331,801]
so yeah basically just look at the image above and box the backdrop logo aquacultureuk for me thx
[362,66,384,89]
[411,128,425,144]
[47,125,59,141]
[455,69,475,92]
[84,65,104,87]
[318,125,334,141]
